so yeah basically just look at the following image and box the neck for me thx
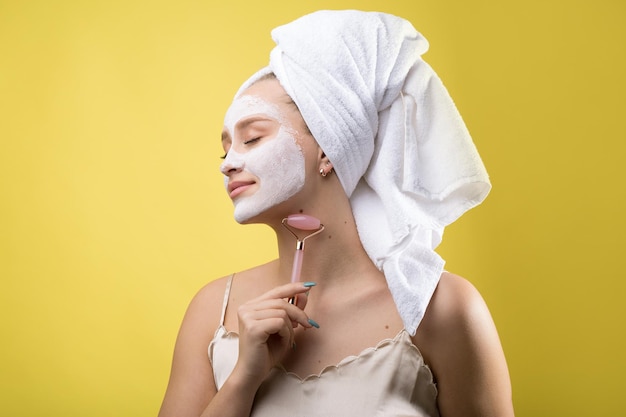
[272,210,382,293]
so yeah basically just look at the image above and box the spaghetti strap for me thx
[219,274,235,327]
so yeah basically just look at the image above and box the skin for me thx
[158,78,515,417]
[220,95,306,223]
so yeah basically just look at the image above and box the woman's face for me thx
[220,78,311,223]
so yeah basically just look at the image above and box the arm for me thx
[158,279,315,417]
[157,279,223,417]
[416,273,514,417]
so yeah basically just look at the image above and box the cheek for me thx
[245,128,305,179]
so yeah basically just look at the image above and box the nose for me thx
[220,152,245,176]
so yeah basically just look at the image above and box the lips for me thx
[228,180,256,199]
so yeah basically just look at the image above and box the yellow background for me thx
[1,1,624,415]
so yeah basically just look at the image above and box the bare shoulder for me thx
[165,275,231,348]
[415,272,514,417]
[186,260,279,331]
[173,273,236,361]
[157,274,234,417]
[418,272,489,334]
[187,274,234,324]
[416,271,500,361]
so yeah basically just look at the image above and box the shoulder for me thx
[158,274,235,416]
[414,272,514,416]
[173,274,235,351]
[185,274,233,325]
[415,271,498,362]
[420,272,488,333]
[188,261,279,330]
[194,273,234,305]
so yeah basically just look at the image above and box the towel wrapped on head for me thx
[237,10,490,335]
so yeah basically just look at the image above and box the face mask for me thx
[221,95,306,223]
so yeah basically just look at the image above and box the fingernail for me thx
[308,318,320,328]
[292,342,297,351]
[303,282,316,288]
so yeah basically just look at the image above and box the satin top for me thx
[208,276,440,417]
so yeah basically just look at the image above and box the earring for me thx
[320,168,327,177]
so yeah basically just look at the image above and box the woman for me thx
[159,10,514,417]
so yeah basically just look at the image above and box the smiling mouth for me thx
[228,181,255,199]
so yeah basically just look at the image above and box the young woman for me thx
[159,10,514,417]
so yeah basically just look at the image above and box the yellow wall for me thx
[1,1,624,415]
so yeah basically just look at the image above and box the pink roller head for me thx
[282,214,325,288]
[286,214,321,230]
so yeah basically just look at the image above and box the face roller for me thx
[281,214,325,290]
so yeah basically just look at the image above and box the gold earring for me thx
[320,168,327,177]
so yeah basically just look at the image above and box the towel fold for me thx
[237,10,490,335]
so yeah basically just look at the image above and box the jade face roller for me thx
[281,214,325,287]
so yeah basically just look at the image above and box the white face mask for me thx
[221,95,306,223]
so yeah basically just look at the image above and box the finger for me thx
[247,315,294,342]
[255,312,296,350]
[294,290,308,311]
[253,281,315,303]
[268,315,295,358]
[239,299,313,329]
[247,296,308,329]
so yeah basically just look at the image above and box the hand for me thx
[233,282,315,388]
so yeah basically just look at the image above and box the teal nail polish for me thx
[308,318,320,328]
[303,282,316,288]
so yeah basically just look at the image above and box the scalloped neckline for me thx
[212,326,428,382]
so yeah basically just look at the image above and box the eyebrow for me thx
[222,116,276,142]
[236,116,276,130]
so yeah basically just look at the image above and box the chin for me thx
[234,215,256,225]
[233,206,271,225]
[233,201,299,228]
[232,189,306,225]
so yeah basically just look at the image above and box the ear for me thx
[318,149,334,176]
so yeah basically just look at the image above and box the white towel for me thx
[237,10,490,335]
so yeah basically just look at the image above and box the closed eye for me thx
[244,138,261,145]
[220,138,259,159]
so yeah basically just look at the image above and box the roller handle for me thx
[290,248,304,283]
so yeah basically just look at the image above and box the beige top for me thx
[208,275,440,417]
